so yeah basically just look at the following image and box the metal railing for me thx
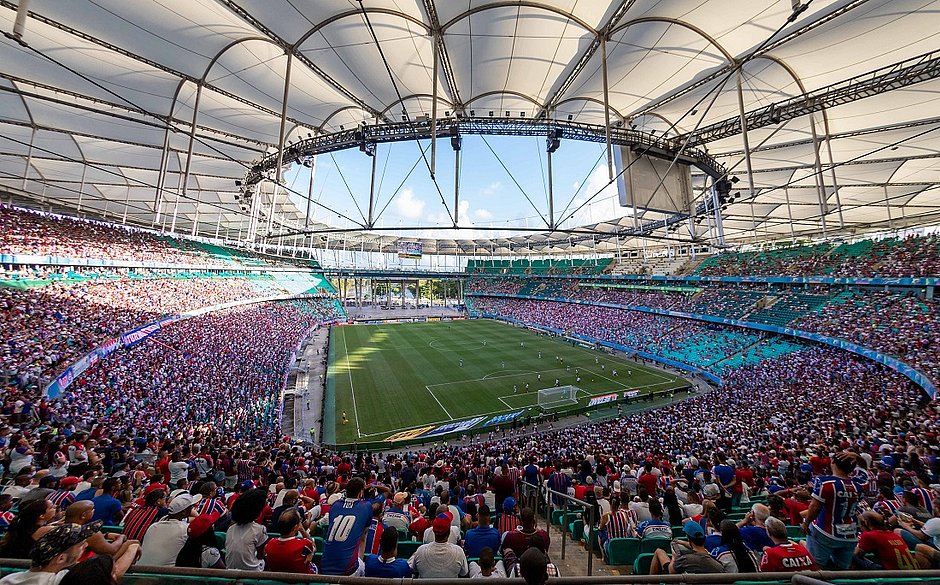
[3,559,940,584]
[521,479,598,576]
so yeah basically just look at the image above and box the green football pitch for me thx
[327,318,689,444]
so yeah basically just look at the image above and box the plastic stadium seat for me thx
[633,552,660,575]
[671,526,686,538]
[605,537,641,566]
[786,525,805,539]
[214,531,227,550]
[397,540,421,559]
[551,509,566,525]
[639,537,671,555]
[569,519,584,541]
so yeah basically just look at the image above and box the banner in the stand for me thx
[587,393,618,407]
[120,322,162,347]
[481,410,525,427]
[419,416,487,438]
[397,241,423,259]
[623,390,641,399]
[384,426,436,442]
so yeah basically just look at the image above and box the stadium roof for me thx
[1,0,939,255]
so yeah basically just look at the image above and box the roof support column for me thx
[783,187,796,240]
[884,185,894,229]
[22,127,35,192]
[735,69,757,225]
[181,83,204,236]
[808,113,829,238]
[169,166,184,234]
[214,211,223,240]
[454,140,461,226]
[822,116,844,229]
[122,186,130,225]
[153,124,172,228]
[430,33,439,177]
[710,178,726,247]
[305,153,315,229]
[270,50,295,237]
[76,164,87,214]
[601,36,613,180]
[547,145,555,230]
[368,128,378,228]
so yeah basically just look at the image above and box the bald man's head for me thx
[860,511,886,531]
[64,500,94,524]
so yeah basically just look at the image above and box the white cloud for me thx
[567,164,623,227]
[480,181,502,196]
[474,207,493,220]
[394,187,425,219]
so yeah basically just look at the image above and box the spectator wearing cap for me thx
[47,477,80,511]
[364,526,412,578]
[176,512,225,569]
[63,501,136,560]
[854,511,916,570]
[138,492,202,566]
[0,522,133,585]
[495,496,520,534]
[802,451,861,570]
[409,511,469,578]
[464,504,500,558]
[501,508,550,557]
[264,508,316,574]
[383,492,412,533]
[120,484,168,542]
[422,510,459,544]
[760,516,817,572]
[650,520,725,575]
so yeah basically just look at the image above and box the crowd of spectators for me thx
[1,277,285,396]
[695,234,940,278]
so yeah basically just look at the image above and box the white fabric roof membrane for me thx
[0,0,938,254]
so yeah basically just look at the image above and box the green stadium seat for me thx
[786,525,805,539]
[633,552,660,575]
[569,519,584,541]
[671,526,686,538]
[397,540,422,559]
[101,525,123,534]
[214,531,226,550]
[639,537,671,555]
[605,537,641,566]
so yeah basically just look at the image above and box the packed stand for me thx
[0,277,285,396]
[0,340,936,581]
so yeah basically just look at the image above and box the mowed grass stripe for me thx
[330,319,688,444]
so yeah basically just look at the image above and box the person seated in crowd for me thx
[175,512,225,569]
[650,520,725,575]
[62,501,137,560]
[464,503,500,558]
[0,499,59,559]
[264,508,316,574]
[120,484,168,542]
[710,520,758,573]
[760,516,817,572]
[854,510,916,570]
[364,526,412,578]
[501,508,550,557]
[736,503,774,551]
[636,499,672,539]
[409,511,469,578]
[0,522,136,585]
[225,488,269,571]
[137,492,201,566]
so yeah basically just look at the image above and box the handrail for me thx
[3,558,940,583]
[521,479,598,576]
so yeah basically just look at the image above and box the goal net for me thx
[537,385,580,410]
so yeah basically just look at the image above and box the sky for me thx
[282,134,627,240]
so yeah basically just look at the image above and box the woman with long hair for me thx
[662,488,685,526]
[0,499,57,558]
[711,520,757,573]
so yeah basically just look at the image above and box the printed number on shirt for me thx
[328,515,357,542]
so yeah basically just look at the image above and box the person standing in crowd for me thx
[802,451,861,570]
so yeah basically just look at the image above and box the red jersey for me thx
[264,537,316,574]
[857,530,917,570]
[760,542,818,572]
[637,473,658,497]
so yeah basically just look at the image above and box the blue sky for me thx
[283,134,625,239]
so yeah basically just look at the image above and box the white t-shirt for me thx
[138,518,189,566]
[168,461,190,485]
[423,527,460,544]
[225,522,267,571]
[0,570,68,584]
[408,541,469,578]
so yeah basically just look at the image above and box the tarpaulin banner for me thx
[384,426,436,442]
[419,416,487,438]
[587,393,618,407]
[482,410,525,427]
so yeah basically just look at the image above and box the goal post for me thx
[537,385,580,410]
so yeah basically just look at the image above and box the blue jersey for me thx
[320,498,374,575]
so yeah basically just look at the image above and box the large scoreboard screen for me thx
[398,241,423,259]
